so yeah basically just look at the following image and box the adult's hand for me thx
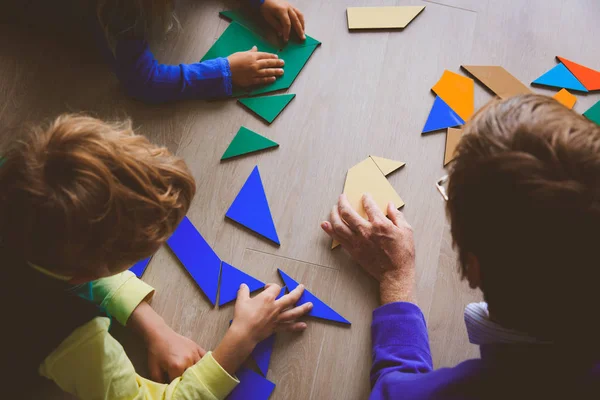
[260,0,305,42]
[228,46,284,87]
[321,194,416,304]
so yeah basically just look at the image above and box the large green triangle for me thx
[238,94,296,124]
[221,127,279,160]
[584,100,600,126]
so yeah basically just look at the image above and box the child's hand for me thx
[261,0,306,42]
[228,46,284,87]
[232,283,312,344]
[147,325,206,382]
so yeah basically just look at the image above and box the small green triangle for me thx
[239,94,296,124]
[583,100,600,126]
[221,127,279,160]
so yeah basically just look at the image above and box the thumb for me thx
[387,202,403,226]
[249,46,258,52]
[238,283,250,300]
[148,356,165,383]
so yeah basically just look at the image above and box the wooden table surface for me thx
[2,0,599,398]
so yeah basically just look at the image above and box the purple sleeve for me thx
[248,0,265,8]
[113,39,232,103]
[370,302,434,398]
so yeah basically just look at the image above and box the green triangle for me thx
[221,127,279,160]
[239,94,296,124]
[583,100,600,126]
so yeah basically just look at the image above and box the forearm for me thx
[212,325,257,375]
[128,301,169,343]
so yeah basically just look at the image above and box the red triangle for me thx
[557,56,600,91]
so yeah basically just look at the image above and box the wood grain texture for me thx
[1,0,599,399]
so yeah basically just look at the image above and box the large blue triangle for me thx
[532,63,588,92]
[277,269,350,325]
[226,367,276,400]
[219,262,265,306]
[251,334,275,377]
[422,96,465,133]
[129,256,151,278]
[166,216,221,306]
[226,166,280,245]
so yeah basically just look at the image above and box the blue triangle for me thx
[532,63,588,92]
[277,269,350,325]
[129,256,151,278]
[251,334,275,376]
[219,262,265,306]
[422,96,465,133]
[226,367,275,400]
[276,286,287,300]
[166,216,221,306]
[226,166,280,245]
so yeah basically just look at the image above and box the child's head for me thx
[447,94,600,341]
[0,114,195,280]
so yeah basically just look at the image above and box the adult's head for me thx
[0,114,195,281]
[447,94,600,342]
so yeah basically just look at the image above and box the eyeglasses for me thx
[436,175,449,201]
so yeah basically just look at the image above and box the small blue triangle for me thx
[219,262,265,306]
[422,96,465,133]
[532,63,589,92]
[129,257,151,278]
[251,334,276,376]
[276,286,287,300]
[166,216,221,306]
[226,367,276,400]
[226,166,280,245]
[277,269,350,325]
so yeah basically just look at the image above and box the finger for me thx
[329,204,353,239]
[321,220,352,249]
[249,46,257,52]
[257,58,285,69]
[277,321,308,332]
[386,202,403,226]
[260,283,282,299]
[278,9,292,42]
[167,363,187,382]
[338,194,369,232]
[264,13,281,31]
[289,9,305,40]
[149,359,165,383]
[294,8,305,32]
[275,283,304,309]
[277,302,313,322]
[237,283,250,300]
[197,345,207,358]
[255,52,279,60]
[362,193,385,223]
[258,68,284,77]
[252,76,277,85]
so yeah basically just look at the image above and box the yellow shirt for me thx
[38,271,239,399]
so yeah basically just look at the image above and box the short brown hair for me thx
[447,94,600,341]
[0,114,195,276]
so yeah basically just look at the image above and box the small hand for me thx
[227,46,284,87]
[260,0,305,42]
[146,325,206,382]
[321,194,416,304]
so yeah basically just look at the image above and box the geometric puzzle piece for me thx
[166,216,221,306]
[219,262,265,306]
[422,96,465,133]
[129,257,151,278]
[444,128,464,166]
[461,65,531,99]
[226,166,280,245]
[431,70,475,121]
[532,63,588,92]
[333,157,405,249]
[226,367,276,400]
[370,156,406,176]
[553,88,577,109]
[221,127,279,160]
[251,334,276,377]
[346,6,425,29]
[583,100,600,126]
[557,56,600,91]
[239,94,296,124]
[277,269,350,324]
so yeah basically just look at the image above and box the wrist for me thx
[379,266,415,305]
[213,325,257,375]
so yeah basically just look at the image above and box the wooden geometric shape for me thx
[444,128,464,166]
[226,367,275,400]
[370,156,405,176]
[557,56,600,91]
[239,94,296,124]
[461,65,531,99]
[431,70,475,121]
[532,63,588,92]
[552,89,577,109]
[583,100,600,126]
[346,6,425,29]
[221,127,278,160]
[129,257,151,278]
[218,262,265,306]
[422,96,465,133]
